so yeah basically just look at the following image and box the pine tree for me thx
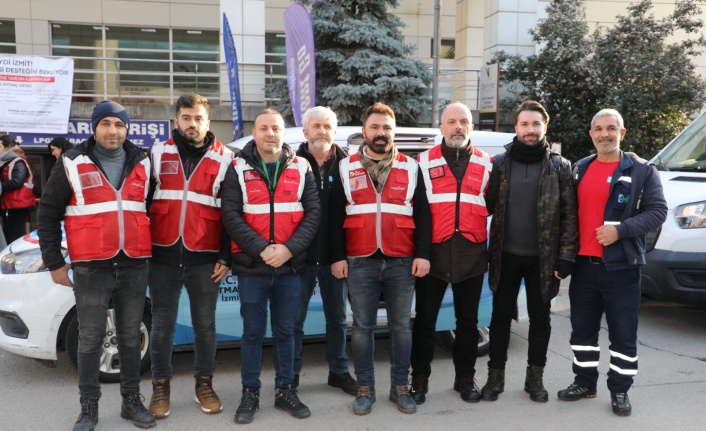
[269,0,432,126]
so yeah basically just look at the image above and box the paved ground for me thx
[2,284,705,430]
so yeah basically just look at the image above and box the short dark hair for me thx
[514,100,549,125]
[175,93,210,116]
[0,134,16,148]
[362,102,396,126]
[253,108,284,125]
[48,137,73,154]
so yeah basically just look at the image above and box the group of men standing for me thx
[36,94,666,431]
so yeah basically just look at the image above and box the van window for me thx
[655,113,706,171]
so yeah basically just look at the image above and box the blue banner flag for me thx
[283,2,316,127]
[223,13,244,140]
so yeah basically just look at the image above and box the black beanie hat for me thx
[92,100,130,133]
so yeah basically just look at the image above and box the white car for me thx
[0,127,520,382]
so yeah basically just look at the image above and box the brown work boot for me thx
[149,378,170,418]
[195,376,223,414]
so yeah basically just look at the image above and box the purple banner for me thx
[223,13,244,140]
[283,2,316,127]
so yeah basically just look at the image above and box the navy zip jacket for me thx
[572,151,667,270]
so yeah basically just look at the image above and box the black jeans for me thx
[411,273,483,380]
[148,261,219,379]
[487,253,551,370]
[73,263,148,399]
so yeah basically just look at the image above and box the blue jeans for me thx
[239,274,300,389]
[148,261,219,379]
[72,263,148,399]
[294,263,349,374]
[347,257,415,387]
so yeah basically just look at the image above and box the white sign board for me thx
[479,63,499,113]
[0,55,74,134]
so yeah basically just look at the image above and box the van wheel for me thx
[434,327,490,356]
[65,304,152,383]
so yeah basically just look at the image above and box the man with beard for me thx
[481,100,577,403]
[331,102,431,416]
[408,102,493,405]
[147,93,234,419]
[38,100,155,430]
[557,109,666,417]
[292,106,357,395]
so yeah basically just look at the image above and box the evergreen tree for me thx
[493,0,706,162]
[268,0,432,126]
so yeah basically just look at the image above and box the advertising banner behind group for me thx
[0,55,74,134]
[223,12,244,140]
[479,63,499,132]
[283,2,316,127]
[10,119,171,149]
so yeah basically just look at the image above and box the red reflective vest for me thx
[150,139,233,251]
[1,158,35,209]
[417,144,492,244]
[339,152,417,258]
[230,156,308,253]
[62,155,152,262]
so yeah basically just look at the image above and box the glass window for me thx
[173,29,219,52]
[265,33,286,54]
[51,24,102,48]
[431,38,455,59]
[0,20,16,44]
[107,26,169,50]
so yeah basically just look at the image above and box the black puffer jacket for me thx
[296,142,348,265]
[221,140,320,275]
[37,138,149,270]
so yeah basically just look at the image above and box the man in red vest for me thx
[0,134,36,243]
[38,100,156,431]
[221,109,320,424]
[331,102,431,416]
[147,94,233,419]
[409,102,493,405]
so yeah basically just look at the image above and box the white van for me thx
[642,113,706,308]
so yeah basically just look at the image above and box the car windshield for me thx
[653,113,706,172]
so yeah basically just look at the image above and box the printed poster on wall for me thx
[0,55,74,134]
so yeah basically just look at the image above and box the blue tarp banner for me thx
[10,119,170,149]
[283,3,316,127]
[223,13,244,140]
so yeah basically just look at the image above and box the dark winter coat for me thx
[37,137,149,270]
[486,142,578,302]
[221,140,320,275]
[572,151,667,271]
[295,142,348,266]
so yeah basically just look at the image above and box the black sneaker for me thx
[328,371,357,396]
[73,397,98,431]
[480,368,505,401]
[120,392,156,429]
[611,392,632,416]
[557,383,597,401]
[235,388,260,424]
[458,377,481,403]
[409,375,428,404]
[275,385,311,419]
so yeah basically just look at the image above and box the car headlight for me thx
[674,201,706,229]
[0,248,68,274]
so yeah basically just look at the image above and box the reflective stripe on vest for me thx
[150,139,233,251]
[1,158,35,209]
[63,154,151,261]
[230,156,307,252]
[339,152,417,257]
[418,144,491,243]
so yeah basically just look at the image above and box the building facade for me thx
[0,0,703,137]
